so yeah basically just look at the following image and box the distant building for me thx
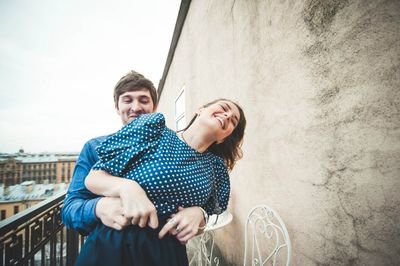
[0,151,78,186]
[0,181,67,220]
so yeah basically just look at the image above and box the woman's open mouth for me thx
[215,116,225,129]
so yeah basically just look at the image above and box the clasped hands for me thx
[95,180,205,244]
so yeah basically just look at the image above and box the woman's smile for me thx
[214,115,225,129]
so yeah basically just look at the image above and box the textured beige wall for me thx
[157,0,400,265]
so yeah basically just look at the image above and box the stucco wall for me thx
[157,0,400,265]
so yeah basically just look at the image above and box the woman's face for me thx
[198,100,240,143]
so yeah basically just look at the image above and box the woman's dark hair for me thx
[180,98,246,171]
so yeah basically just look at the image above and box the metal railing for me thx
[0,192,84,266]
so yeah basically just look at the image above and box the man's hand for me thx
[158,206,205,245]
[95,197,130,230]
[119,180,159,229]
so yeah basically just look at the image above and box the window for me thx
[1,210,6,220]
[174,87,186,131]
[14,206,19,214]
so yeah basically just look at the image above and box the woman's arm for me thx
[85,169,131,197]
[85,169,159,229]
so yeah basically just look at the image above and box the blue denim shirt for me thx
[62,135,108,235]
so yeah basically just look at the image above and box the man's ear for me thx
[115,104,121,115]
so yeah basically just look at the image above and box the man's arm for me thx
[62,136,158,234]
[62,139,103,235]
[85,169,159,229]
[62,138,130,234]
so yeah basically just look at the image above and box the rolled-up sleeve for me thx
[203,157,231,215]
[93,113,165,177]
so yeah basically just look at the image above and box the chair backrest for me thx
[243,205,291,266]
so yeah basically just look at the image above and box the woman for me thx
[75,98,246,266]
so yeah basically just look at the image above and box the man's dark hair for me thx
[113,70,158,108]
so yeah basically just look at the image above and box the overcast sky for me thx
[0,0,181,153]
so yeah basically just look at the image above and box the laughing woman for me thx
[74,98,246,266]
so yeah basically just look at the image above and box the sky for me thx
[0,0,181,153]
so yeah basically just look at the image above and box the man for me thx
[62,71,159,234]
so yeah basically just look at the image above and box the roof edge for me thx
[157,0,191,99]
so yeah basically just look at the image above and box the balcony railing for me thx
[0,192,84,266]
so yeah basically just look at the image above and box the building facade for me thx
[0,158,22,187]
[0,152,77,186]
[0,152,76,220]
[156,0,400,265]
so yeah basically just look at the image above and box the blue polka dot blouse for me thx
[92,113,230,216]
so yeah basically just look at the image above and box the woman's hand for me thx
[119,180,158,229]
[158,206,206,244]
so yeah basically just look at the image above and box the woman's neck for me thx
[181,124,214,153]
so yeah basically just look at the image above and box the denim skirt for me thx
[74,216,188,266]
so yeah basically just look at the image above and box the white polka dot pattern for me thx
[92,113,230,215]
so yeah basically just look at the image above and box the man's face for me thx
[116,89,155,125]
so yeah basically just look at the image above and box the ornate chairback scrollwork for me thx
[243,205,291,266]
[198,230,219,266]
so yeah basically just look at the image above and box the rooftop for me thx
[0,181,67,203]
[0,152,78,163]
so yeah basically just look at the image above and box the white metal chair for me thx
[188,230,219,266]
[188,211,233,266]
[243,205,292,266]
